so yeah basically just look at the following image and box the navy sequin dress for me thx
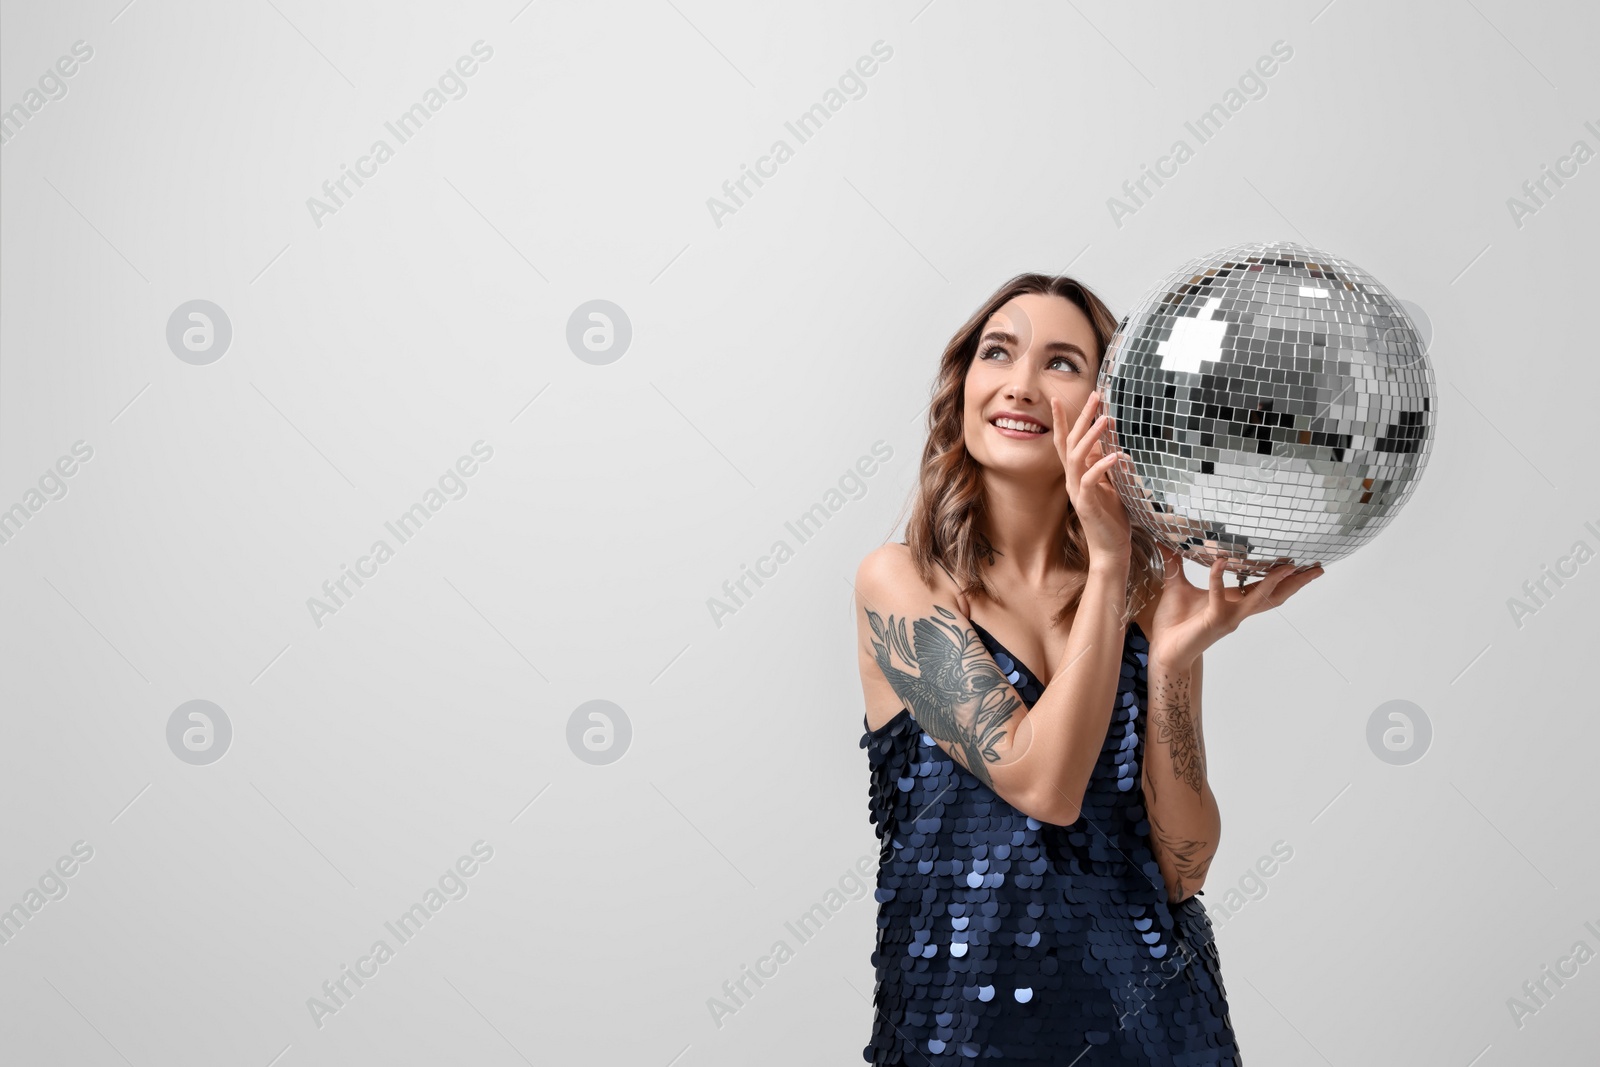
[860,620,1242,1064]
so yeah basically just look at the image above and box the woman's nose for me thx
[1006,367,1038,401]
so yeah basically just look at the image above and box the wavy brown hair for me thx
[900,272,1164,629]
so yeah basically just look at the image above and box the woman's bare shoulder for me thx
[856,542,967,615]
[858,540,912,575]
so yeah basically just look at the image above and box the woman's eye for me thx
[978,345,1077,372]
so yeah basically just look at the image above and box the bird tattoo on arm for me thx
[865,605,1022,791]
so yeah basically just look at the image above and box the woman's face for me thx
[963,292,1100,481]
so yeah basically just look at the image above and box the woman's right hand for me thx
[1051,392,1131,563]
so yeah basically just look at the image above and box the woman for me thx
[854,273,1322,1064]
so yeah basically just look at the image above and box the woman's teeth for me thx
[995,418,1046,433]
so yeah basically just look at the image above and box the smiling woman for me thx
[852,273,1244,1063]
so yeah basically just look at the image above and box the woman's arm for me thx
[1134,546,1324,902]
[1141,649,1220,902]
[855,544,1132,827]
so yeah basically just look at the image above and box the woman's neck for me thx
[979,476,1073,587]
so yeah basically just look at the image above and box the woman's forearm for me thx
[1015,555,1132,824]
[1141,651,1220,902]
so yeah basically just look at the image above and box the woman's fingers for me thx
[1241,561,1323,612]
[1072,421,1118,499]
[1262,560,1298,583]
[1074,391,1100,437]
[1273,565,1324,603]
[1173,558,1325,638]
[1053,397,1086,481]
[1072,414,1110,468]
[1065,393,1100,456]
[1078,446,1119,495]
[1057,395,1121,490]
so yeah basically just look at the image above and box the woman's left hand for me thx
[1143,543,1324,666]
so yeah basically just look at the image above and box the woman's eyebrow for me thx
[980,330,1086,362]
[1044,341,1088,361]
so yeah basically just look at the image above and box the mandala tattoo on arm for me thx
[864,605,1022,792]
[1151,670,1204,795]
[1147,807,1211,902]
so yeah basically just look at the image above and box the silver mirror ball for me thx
[1097,240,1437,577]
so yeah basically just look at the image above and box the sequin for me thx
[861,621,1243,1064]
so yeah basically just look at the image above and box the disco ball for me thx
[1097,240,1437,576]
